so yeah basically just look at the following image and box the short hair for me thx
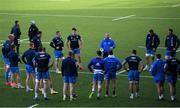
[56,31,60,34]
[169,29,173,33]
[10,44,16,50]
[108,50,113,55]
[68,51,74,56]
[170,51,175,57]
[97,50,102,56]
[132,49,137,55]
[72,28,77,31]
[149,29,154,33]
[38,46,45,52]
[15,20,19,24]
[156,54,161,59]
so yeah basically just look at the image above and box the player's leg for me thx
[55,58,60,73]
[48,73,58,94]
[105,79,110,97]
[135,71,140,97]
[129,81,134,99]
[112,73,117,97]
[74,48,81,63]
[97,80,102,100]
[5,64,10,85]
[168,75,177,101]
[89,78,96,99]
[160,81,165,99]
[34,79,39,100]
[43,79,48,100]
[63,83,68,101]
[26,72,30,91]
[69,76,76,101]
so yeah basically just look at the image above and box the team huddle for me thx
[1,20,180,102]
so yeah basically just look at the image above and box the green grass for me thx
[0,0,180,107]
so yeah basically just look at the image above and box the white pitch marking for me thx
[28,104,39,108]
[177,50,180,52]
[0,38,29,47]
[116,70,126,75]
[172,4,180,7]
[112,15,136,21]
[137,46,166,49]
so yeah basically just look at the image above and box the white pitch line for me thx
[177,50,180,52]
[116,70,126,75]
[0,38,29,47]
[172,4,180,7]
[112,15,136,21]
[28,104,39,108]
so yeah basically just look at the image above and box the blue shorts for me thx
[128,70,140,81]
[35,71,50,80]
[72,48,80,54]
[165,50,176,57]
[25,65,34,74]
[167,75,177,85]
[146,50,155,57]
[10,67,20,73]
[105,73,116,80]
[54,50,63,58]
[155,80,165,84]
[93,74,104,81]
[63,76,76,84]
[2,55,10,65]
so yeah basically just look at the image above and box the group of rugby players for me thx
[1,20,180,102]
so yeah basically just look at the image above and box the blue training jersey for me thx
[146,34,160,50]
[31,36,42,51]
[50,36,64,51]
[165,34,180,50]
[100,38,116,52]
[150,59,166,80]
[8,50,21,67]
[22,48,36,67]
[2,40,13,58]
[125,55,142,70]
[34,52,51,72]
[104,55,122,74]
[88,57,104,74]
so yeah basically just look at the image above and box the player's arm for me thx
[156,35,160,48]
[165,36,168,48]
[116,59,122,71]
[176,36,180,50]
[111,40,116,50]
[48,58,54,68]
[149,62,156,76]
[79,36,83,49]
[50,39,55,48]
[164,63,168,74]
[21,52,27,64]
[122,60,128,71]
[139,60,145,72]
[66,37,71,50]
[87,60,93,73]
[100,40,104,52]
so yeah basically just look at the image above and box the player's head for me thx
[97,50,102,57]
[108,50,113,55]
[38,46,45,52]
[29,42,35,49]
[10,44,16,51]
[15,20,19,25]
[8,34,14,41]
[68,51,75,58]
[56,31,61,37]
[31,20,36,25]
[149,29,154,36]
[168,29,173,34]
[105,32,110,39]
[72,27,77,35]
[37,31,42,37]
[156,54,161,59]
[132,49,137,55]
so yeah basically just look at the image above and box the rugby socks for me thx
[5,71,9,82]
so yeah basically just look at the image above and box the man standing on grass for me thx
[22,43,36,92]
[61,51,79,101]
[10,20,21,55]
[34,46,53,100]
[2,34,14,86]
[104,50,121,97]
[144,29,160,71]
[150,54,165,101]
[66,28,83,63]
[88,50,104,100]
[122,49,144,99]
[28,20,39,41]
[31,31,42,52]
[164,52,180,102]
[100,32,116,58]
[8,45,24,88]
[50,31,64,74]
[165,29,179,60]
